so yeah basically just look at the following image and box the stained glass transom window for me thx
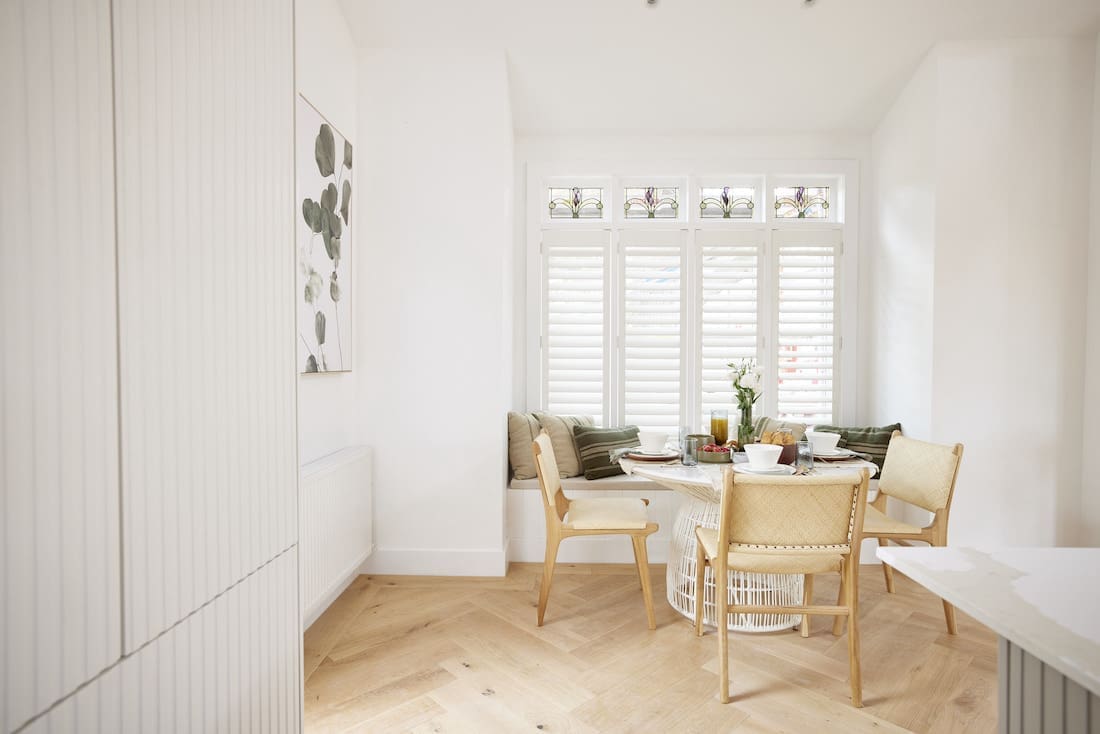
[774,186,830,219]
[548,187,604,219]
[699,187,755,219]
[624,187,679,219]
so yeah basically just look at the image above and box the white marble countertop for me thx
[877,546,1100,697]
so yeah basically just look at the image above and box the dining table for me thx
[620,453,879,633]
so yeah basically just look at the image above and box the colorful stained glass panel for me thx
[548,187,604,219]
[624,187,679,219]
[774,186,830,219]
[699,186,754,219]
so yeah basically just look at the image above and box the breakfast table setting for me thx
[615,426,879,632]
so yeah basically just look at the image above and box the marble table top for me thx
[877,546,1100,697]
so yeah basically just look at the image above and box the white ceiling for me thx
[339,0,1100,135]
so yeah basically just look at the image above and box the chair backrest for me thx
[878,431,964,513]
[718,468,870,559]
[532,431,568,522]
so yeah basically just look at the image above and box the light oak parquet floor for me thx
[303,563,997,733]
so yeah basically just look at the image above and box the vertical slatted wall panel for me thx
[697,230,763,429]
[30,549,302,734]
[620,230,684,431]
[112,0,297,652]
[0,1,122,731]
[999,637,1099,734]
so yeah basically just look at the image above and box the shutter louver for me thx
[622,232,683,431]
[698,231,762,428]
[775,230,839,424]
[543,230,608,422]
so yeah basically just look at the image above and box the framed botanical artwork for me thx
[297,94,352,373]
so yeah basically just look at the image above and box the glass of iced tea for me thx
[710,409,729,445]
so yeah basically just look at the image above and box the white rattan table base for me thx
[667,498,803,632]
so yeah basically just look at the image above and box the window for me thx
[774,185,830,219]
[535,172,848,431]
[548,187,603,219]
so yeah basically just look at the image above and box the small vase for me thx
[737,405,755,447]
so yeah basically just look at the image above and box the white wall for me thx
[359,49,513,575]
[867,55,937,440]
[870,39,1094,547]
[1081,33,1100,545]
[296,0,365,465]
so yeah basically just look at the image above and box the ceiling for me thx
[339,0,1100,135]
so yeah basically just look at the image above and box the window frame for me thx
[526,162,859,430]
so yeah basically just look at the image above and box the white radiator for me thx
[300,446,374,628]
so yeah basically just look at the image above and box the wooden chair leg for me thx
[844,559,863,707]
[631,535,657,631]
[943,599,958,635]
[832,571,846,637]
[716,564,730,703]
[800,574,814,638]
[694,540,706,637]
[878,538,895,593]
[536,535,561,626]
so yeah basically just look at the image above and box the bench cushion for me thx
[509,474,667,492]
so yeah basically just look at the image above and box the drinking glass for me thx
[682,437,698,466]
[797,437,814,472]
[710,409,729,445]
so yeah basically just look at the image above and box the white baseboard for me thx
[506,535,671,565]
[302,544,375,630]
[360,545,507,577]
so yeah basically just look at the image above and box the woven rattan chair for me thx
[532,431,659,629]
[859,430,964,633]
[694,467,870,706]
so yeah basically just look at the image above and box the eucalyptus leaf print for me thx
[320,182,338,213]
[330,271,341,303]
[315,123,335,177]
[298,95,353,374]
[315,311,326,345]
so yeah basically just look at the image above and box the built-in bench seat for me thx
[508,473,668,492]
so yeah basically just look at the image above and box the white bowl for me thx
[806,430,841,454]
[637,431,668,454]
[743,443,782,470]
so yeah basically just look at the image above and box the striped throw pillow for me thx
[813,423,901,471]
[572,425,640,480]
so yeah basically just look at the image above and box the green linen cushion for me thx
[506,411,542,480]
[533,412,594,478]
[813,422,902,471]
[572,425,640,480]
[751,416,809,443]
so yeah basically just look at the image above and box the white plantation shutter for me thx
[542,229,609,423]
[621,230,685,431]
[774,229,840,424]
[698,230,763,428]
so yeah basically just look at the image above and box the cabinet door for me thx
[111,0,297,652]
[1,1,122,730]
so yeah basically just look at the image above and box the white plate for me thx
[733,463,796,476]
[625,450,681,462]
[814,448,856,458]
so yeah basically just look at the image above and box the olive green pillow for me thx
[533,412,594,478]
[572,425,640,480]
[506,411,541,480]
[813,423,901,471]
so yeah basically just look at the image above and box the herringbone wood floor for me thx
[303,563,997,733]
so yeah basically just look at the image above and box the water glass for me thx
[796,437,814,472]
[682,437,699,466]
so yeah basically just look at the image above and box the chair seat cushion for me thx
[862,505,925,535]
[695,528,843,575]
[566,497,648,530]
